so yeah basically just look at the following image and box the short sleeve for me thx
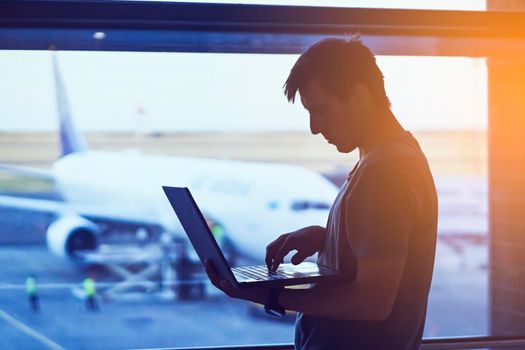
[345,162,413,258]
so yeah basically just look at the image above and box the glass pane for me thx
[0,50,488,348]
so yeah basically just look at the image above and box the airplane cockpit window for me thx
[291,200,331,211]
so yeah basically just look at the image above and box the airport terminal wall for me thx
[488,56,525,337]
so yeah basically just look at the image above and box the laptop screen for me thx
[162,186,237,283]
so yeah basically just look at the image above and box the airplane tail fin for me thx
[52,54,88,157]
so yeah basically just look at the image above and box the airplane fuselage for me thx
[52,150,339,260]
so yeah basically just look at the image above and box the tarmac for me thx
[0,245,296,350]
[0,239,489,350]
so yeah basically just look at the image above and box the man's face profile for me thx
[299,79,362,153]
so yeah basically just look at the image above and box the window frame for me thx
[1,1,524,348]
[1,1,525,56]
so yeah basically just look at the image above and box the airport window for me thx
[0,49,490,348]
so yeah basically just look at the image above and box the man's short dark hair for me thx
[284,36,390,108]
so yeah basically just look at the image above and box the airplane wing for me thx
[0,191,177,261]
[0,163,163,230]
[0,194,165,236]
[0,163,55,181]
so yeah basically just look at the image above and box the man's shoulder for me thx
[352,137,433,201]
[362,135,428,175]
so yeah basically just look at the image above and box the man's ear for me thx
[350,83,374,110]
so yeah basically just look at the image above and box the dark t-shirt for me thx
[295,131,438,350]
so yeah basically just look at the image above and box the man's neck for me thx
[358,109,405,159]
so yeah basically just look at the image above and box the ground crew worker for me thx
[209,220,235,264]
[210,222,225,244]
[25,274,39,312]
[83,277,99,311]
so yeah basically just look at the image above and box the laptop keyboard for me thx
[233,265,297,281]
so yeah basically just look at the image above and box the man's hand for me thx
[204,260,268,305]
[265,225,326,271]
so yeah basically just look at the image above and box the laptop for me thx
[162,186,340,289]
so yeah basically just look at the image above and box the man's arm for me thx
[265,225,327,271]
[205,254,406,321]
[279,255,406,321]
[206,163,412,321]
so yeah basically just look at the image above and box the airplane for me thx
[0,54,339,272]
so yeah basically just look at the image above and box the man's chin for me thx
[334,143,356,154]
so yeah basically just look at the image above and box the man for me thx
[83,276,99,311]
[206,36,438,350]
[26,274,39,312]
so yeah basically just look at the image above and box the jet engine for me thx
[46,215,100,260]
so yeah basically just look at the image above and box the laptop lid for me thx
[162,186,238,286]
